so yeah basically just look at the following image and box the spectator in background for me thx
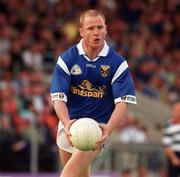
[168,72,180,104]
[0,115,30,171]
[120,168,133,177]
[141,75,164,100]
[160,167,168,177]
[162,101,180,177]
[21,43,43,71]
[0,115,15,171]
[137,165,150,177]
[119,115,148,144]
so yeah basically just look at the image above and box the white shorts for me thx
[56,121,77,153]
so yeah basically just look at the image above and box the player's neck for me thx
[82,42,103,60]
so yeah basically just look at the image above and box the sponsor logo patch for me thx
[71,80,106,98]
[86,64,96,68]
[51,93,65,100]
[121,96,136,102]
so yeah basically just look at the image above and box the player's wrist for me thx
[64,119,76,129]
[105,125,113,136]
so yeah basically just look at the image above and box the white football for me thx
[70,118,102,151]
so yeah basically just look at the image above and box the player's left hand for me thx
[64,119,76,146]
[93,124,110,151]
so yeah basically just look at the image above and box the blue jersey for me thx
[50,40,136,123]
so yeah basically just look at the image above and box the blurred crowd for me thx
[0,0,179,172]
[116,113,149,144]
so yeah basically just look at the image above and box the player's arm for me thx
[165,147,180,166]
[50,57,75,139]
[95,102,127,149]
[53,100,71,126]
[95,102,127,150]
[105,102,127,134]
[95,60,136,150]
[109,60,136,131]
[162,124,180,166]
[53,100,75,143]
[50,56,71,123]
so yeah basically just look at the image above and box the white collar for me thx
[76,39,109,57]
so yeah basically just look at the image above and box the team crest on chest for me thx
[71,64,82,75]
[100,65,110,77]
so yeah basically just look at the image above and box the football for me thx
[69,118,102,151]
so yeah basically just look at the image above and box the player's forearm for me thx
[165,147,178,160]
[106,102,127,134]
[53,100,70,126]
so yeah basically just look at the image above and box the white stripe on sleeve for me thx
[111,61,128,84]
[57,57,70,76]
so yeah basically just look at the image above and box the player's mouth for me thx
[93,38,100,43]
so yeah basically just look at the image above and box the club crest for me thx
[100,65,110,77]
[71,64,82,75]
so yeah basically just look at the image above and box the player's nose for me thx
[93,31,99,36]
[93,28,99,35]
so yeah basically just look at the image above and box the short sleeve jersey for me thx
[50,40,136,123]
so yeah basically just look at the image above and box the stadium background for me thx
[0,0,179,176]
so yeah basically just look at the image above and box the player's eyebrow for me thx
[86,25,104,30]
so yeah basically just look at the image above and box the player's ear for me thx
[79,27,84,37]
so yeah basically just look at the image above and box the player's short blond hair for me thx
[79,9,106,27]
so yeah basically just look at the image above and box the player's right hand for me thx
[64,119,76,146]
[94,123,110,151]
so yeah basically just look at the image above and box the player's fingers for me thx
[70,118,76,124]
[64,129,72,146]
[98,123,110,139]
[65,119,76,135]
[67,119,76,130]
[65,132,73,146]
[98,123,106,131]
[96,135,107,145]
[93,142,104,151]
[64,127,70,137]
[68,138,73,147]
[65,119,76,147]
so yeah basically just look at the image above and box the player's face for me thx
[79,15,107,49]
